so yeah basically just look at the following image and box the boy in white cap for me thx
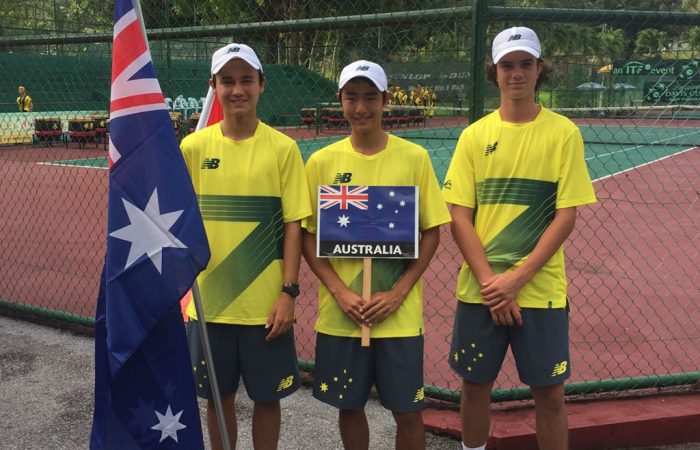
[301,60,451,449]
[180,43,311,450]
[443,27,596,450]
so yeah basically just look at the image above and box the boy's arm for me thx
[362,225,440,326]
[481,207,577,322]
[265,220,302,341]
[301,229,366,326]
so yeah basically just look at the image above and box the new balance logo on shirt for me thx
[484,141,498,156]
[201,158,220,169]
[333,172,352,183]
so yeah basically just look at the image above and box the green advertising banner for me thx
[613,59,700,80]
[644,81,700,103]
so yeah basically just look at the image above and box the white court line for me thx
[585,128,700,161]
[37,160,108,170]
[592,145,698,182]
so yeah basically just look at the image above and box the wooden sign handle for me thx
[361,257,371,347]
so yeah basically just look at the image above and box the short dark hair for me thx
[486,58,552,91]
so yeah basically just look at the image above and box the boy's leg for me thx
[460,380,493,448]
[448,302,509,449]
[392,410,425,450]
[339,408,369,450]
[531,382,567,450]
[207,394,237,450]
[252,400,281,450]
[510,307,570,450]
[313,333,374,448]
[238,325,300,449]
[187,321,242,450]
[373,336,426,450]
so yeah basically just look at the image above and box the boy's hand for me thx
[333,288,368,326]
[489,300,522,326]
[361,289,405,326]
[481,271,525,326]
[265,294,295,341]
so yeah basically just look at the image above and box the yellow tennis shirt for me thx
[443,108,597,309]
[304,134,451,337]
[181,121,311,324]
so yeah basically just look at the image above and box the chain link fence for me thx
[1,0,698,403]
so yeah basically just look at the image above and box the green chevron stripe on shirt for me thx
[476,178,557,269]
[348,259,410,295]
[197,195,284,316]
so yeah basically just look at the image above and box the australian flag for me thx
[90,0,210,448]
[317,185,418,259]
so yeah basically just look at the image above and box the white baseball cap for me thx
[338,60,388,92]
[211,43,263,76]
[492,26,541,63]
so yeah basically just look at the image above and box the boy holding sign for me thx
[302,60,451,450]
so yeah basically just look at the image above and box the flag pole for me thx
[191,281,232,450]
[361,258,371,347]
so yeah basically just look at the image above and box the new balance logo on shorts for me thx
[413,387,425,403]
[276,375,295,391]
[333,172,352,183]
[508,34,522,41]
[484,141,498,156]
[201,158,220,169]
[551,360,568,377]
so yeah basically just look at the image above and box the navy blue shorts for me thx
[313,333,424,412]
[449,302,570,387]
[187,321,300,402]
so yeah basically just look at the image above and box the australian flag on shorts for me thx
[317,185,418,259]
[89,0,210,448]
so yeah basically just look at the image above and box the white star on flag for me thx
[337,215,351,227]
[389,191,395,197]
[389,222,395,229]
[109,187,187,274]
[151,405,187,443]
[400,200,406,207]
[377,203,383,209]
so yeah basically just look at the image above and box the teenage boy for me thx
[180,43,311,450]
[302,60,451,450]
[443,27,596,450]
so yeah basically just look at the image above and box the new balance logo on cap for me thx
[484,141,498,156]
[201,158,220,169]
[227,47,240,53]
[492,26,541,63]
[356,66,370,71]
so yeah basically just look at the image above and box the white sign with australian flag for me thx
[317,185,418,258]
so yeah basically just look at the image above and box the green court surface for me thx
[40,124,700,181]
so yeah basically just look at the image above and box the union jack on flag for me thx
[90,0,209,448]
[320,185,369,210]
